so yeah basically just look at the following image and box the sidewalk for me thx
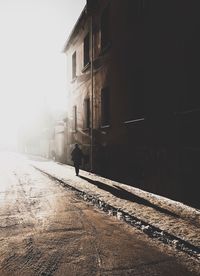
[29,157,200,258]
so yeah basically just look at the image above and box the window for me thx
[126,87,134,121]
[184,30,200,111]
[101,87,110,126]
[134,68,144,116]
[72,105,77,131]
[84,98,90,129]
[72,51,76,79]
[83,33,90,67]
[100,5,110,50]
[125,68,144,120]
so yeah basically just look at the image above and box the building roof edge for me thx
[62,4,87,53]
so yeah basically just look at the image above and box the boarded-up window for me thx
[72,105,77,131]
[83,33,90,67]
[84,98,90,129]
[72,51,76,79]
[101,87,110,126]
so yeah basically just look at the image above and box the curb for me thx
[33,166,200,260]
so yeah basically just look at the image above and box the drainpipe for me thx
[90,14,94,172]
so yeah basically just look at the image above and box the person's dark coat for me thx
[71,147,83,165]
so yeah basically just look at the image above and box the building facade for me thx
[64,0,200,208]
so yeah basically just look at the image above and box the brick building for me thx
[63,0,200,208]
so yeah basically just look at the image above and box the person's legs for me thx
[75,165,79,176]
[76,165,80,176]
[74,162,80,176]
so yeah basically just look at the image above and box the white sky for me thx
[0,0,86,147]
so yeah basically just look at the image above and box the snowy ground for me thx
[29,157,200,256]
[1,152,199,275]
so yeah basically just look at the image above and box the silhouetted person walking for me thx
[71,144,83,176]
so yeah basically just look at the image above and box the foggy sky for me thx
[0,0,86,147]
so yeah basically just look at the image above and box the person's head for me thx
[75,143,79,148]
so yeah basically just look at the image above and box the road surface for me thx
[0,152,198,275]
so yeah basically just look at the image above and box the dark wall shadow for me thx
[79,176,180,218]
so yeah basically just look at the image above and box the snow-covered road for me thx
[0,152,199,275]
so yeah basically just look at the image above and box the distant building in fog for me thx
[63,0,200,208]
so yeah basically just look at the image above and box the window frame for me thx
[100,4,110,52]
[124,68,144,121]
[72,105,77,132]
[101,86,110,127]
[72,51,76,80]
[83,98,90,129]
[83,33,90,68]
